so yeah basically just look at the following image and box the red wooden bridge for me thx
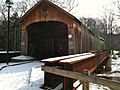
[41,51,109,90]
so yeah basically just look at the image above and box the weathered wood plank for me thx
[59,53,95,64]
[82,69,90,90]
[42,66,120,90]
[41,53,92,63]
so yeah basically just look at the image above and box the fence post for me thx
[82,69,90,90]
[105,55,111,71]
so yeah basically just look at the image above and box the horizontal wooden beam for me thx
[42,66,120,90]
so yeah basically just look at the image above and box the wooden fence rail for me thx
[42,66,120,90]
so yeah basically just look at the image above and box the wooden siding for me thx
[20,1,73,31]
[18,0,105,57]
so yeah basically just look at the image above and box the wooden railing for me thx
[41,51,110,90]
[42,66,120,90]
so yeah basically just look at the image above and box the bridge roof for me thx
[18,0,98,37]
[18,0,80,24]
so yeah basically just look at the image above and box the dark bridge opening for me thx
[27,21,68,60]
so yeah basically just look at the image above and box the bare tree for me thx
[17,0,79,16]
[100,6,120,34]
[11,1,28,18]
[10,0,78,18]
[99,6,120,51]
[0,0,22,50]
[0,0,8,21]
[49,0,78,12]
[80,17,103,36]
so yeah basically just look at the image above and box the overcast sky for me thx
[1,0,117,18]
[72,0,115,18]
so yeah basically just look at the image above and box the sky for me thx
[0,0,117,18]
[72,0,114,18]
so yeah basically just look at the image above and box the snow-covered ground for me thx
[0,61,44,90]
[0,51,120,90]
[90,51,120,90]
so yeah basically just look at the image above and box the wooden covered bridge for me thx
[18,0,111,90]
[18,0,105,58]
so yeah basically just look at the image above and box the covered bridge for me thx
[18,0,101,60]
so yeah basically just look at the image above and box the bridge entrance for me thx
[27,21,68,59]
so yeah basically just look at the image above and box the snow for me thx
[0,51,20,54]
[111,56,120,72]
[12,55,35,60]
[91,51,120,90]
[89,83,111,90]
[0,51,120,90]
[42,53,92,62]
[60,54,95,63]
[0,61,44,90]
